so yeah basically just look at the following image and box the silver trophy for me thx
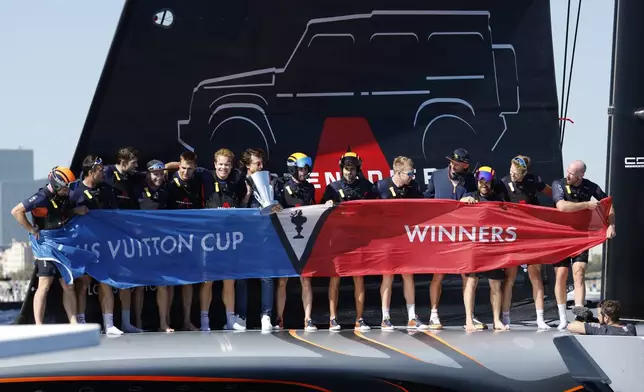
[247,170,280,215]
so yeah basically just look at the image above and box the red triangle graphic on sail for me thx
[312,117,389,201]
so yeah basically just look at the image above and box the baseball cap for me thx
[147,159,165,171]
[446,148,470,164]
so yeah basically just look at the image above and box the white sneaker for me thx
[105,326,124,335]
[226,315,246,331]
[558,320,569,330]
[261,315,273,331]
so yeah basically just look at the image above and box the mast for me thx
[603,0,644,320]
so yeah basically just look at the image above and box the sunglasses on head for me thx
[91,157,103,171]
[512,157,527,169]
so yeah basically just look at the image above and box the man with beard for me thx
[137,159,174,332]
[11,166,88,325]
[375,156,427,331]
[551,160,616,330]
[460,166,509,332]
[320,150,377,331]
[423,148,477,330]
[567,300,636,336]
[500,155,553,330]
[236,147,276,332]
[69,155,122,335]
[102,147,147,333]
[274,152,317,331]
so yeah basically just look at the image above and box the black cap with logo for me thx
[446,148,470,164]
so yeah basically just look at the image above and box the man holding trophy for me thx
[248,152,318,331]
[238,148,279,331]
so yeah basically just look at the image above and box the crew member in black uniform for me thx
[238,148,276,332]
[137,159,174,333]
[460,166,509,331]
[69,155,123,335]
[551,160,616,330]
[102,147,147,333]
[500,155,553,330]
[165,151,209,332]
[274,152,317,331]
[374,156,428,331]
[204,148,246,332]
[11,166,88,325]
[320,150,377,331]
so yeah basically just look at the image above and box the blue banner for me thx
[31,209,299,289]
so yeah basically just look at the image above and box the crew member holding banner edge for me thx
[500,155,552,330]
[320,149,378,331]
[11,166,88,325]
[203,149,247,332]
[551,160,616,330]
[460,166,509,332]
[274,152,317,331]
[375,156,427,331]
[238,147,276,332]
[137,159,174,332]
[102,147,147,333]
[69,155,122,335]
[424,148,477,330]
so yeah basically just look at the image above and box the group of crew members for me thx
[11,146,617,336]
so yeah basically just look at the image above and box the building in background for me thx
[0,238,33,276]
[0,149,43,246]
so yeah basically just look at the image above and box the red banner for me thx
[298,198,612,277]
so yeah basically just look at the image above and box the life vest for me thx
[168,176,204,209]
[277,178,315,207]
[30,188,69,230]
[205,173,241,209]
[106,167,140,210]
[501,174,540,205]
[329,177,374,202]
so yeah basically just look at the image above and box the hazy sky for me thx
[0,1,614,187]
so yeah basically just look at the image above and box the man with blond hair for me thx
[374,156,428,331]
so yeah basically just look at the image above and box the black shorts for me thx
[554,250,589,268]
[467,269,505,280]
[35,259,61,278]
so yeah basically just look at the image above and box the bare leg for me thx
[489,279,507,330]
[329,277,340,320]
[33,276,54,325]
[74,275,90,323]
[133,287,144,329]
[200,281,213,331]
[119,288,142,333]
[572,262,587,307]
[157,286,174,332]
[502,266,518,326]
[99,283,122,335]
[59,278,78,324]
[380,274,394,318]
[353,276,365,321]
[301,276,313,323]
[430,274,445,311]
[554,265,570,329]
[276,277,288,322]
[182,284,197,331]
[464,276,478,332]
[528,265,550,330]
